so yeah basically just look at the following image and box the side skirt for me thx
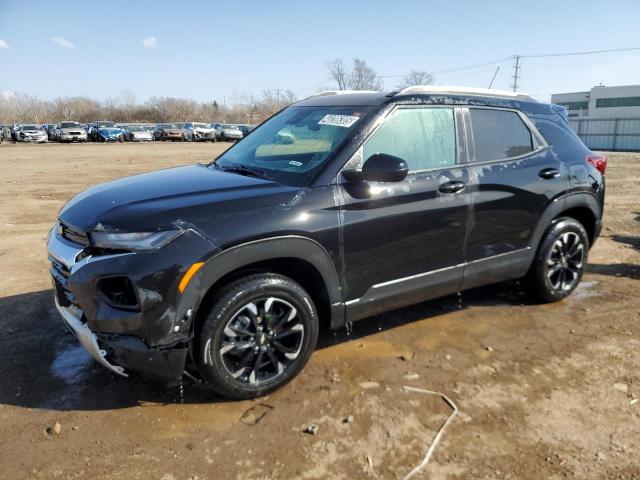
[338,248,532,326]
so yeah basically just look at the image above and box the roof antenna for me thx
[488,66,500,89]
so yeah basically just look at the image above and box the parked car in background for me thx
[89,121,117,141]
[183,122,217,142]
[123,125,153,142]
[94,125,125,142]
[55,121,88,143]
[154,123,184,141]
[217,123,243,141]
[143,124,156,139]
[11,124,21,141]
[236,124,256,138]
[15,124,48,143]
[42,124,57,140]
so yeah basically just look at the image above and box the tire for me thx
[196,273,319,399]
[524,217,589,303]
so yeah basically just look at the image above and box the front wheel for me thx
[524,217,589,302]
[196,273,318,399]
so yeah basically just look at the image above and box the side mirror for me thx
[343,153,409,183]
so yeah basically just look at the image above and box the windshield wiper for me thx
[216,163,267,179]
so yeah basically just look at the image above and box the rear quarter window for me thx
[530,115,589,158]
[469,109,533,162]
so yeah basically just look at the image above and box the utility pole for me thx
[275,88,281,109]
[511,55,521,92]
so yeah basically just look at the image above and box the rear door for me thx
[338,106,470,321]
[462,106,565,288]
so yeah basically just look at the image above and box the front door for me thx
[338,106,470,322]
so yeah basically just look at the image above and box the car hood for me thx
[163,129,182,134]
[60,127,86,133]
[59,164,299,233]
[21,129,46,134]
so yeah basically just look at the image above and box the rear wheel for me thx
[196,274,318,399]
[525,217,589,302]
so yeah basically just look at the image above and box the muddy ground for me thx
[0,142,638,480]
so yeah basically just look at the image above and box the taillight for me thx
[586,154,607,175]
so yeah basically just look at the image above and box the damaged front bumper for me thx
[47,223,216,382]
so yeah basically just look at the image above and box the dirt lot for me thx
[0,142,638,479]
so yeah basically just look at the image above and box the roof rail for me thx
[311,89,381,97]
[392,85,535,101]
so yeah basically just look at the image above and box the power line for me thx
[297,46,640,96]
[518,46,640,59]
[380,56,513,78]
[380,46,640,86]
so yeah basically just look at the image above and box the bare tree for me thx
[326,58,383,91]
[326,58,349,90]
[0,88,301,126]
[397,70,434,89]
[349,59,382,90]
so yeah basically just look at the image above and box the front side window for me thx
[363,107,456,172]
[469,109,533,162]
[215,105,374,186]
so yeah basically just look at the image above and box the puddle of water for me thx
[51,344,92,385]
[314,339,412,361]
[571,281,601,300]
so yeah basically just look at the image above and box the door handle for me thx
[539,168,560,179]
[438,180,466,194]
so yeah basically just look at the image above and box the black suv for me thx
[47,87,605,399]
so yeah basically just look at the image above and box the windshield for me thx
[22,125,42,130]
[128,126,144,131]
[159,124,176,129]
[194,123,208,128]
[214,105,373,186]
[59,122,79,128]
[96,121,115,128]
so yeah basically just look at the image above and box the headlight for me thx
[91,230,182,251]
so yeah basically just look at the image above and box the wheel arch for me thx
[188,236,344,338]
[529,193,602,255]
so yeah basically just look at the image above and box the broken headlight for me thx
[91,230,182,252]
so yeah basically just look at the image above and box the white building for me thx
[551,84,640,118]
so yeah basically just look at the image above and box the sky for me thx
[1,0,640,104]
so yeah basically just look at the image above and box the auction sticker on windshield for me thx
[318,114,360,128]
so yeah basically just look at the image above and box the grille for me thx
[60,222,90,246]
[50,260,77,308]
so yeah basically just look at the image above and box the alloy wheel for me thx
[546,232,584,291]
[218,297,304,385]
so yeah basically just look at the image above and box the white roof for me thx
[312,89,380,97]
[395,85,533,101]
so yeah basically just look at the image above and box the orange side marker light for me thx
[178,262,204,293]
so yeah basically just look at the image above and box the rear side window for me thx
[469,109,533,162]
[363,107,456,172]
